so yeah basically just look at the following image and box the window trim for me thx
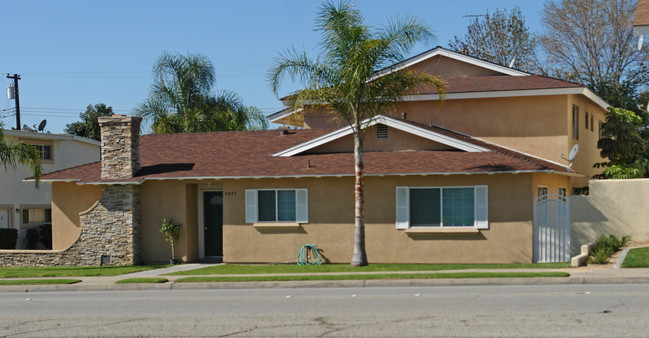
[0,205,12,229]
[19,139,54,164]
[20,205,52,228]
[245,189,308,224]
[572,105,579,140]
[396,185,488,230]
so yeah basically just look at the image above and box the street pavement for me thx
[2,247,649,292]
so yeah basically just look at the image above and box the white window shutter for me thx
[295,189,308,223]
[395,186,409,229]
[245,189,258,223]
[474,185,489,229]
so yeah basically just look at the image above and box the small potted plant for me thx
[160,217,182,264]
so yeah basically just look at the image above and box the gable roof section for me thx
[371,46,530,79]
[272,115,489,157]
[40,123,576,185]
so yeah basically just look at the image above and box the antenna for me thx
[38,119,47,132]
[463,14,487,19]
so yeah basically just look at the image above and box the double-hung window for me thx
[396,186,488,229]
[245,189,308,223]
[21,206,52,227]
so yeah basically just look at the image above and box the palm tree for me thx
[269,1,445,266]
[0,122,42,185]
[137,52,268,133]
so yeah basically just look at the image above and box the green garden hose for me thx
[297,244,322,265]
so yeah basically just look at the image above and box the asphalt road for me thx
[2,284,649,337]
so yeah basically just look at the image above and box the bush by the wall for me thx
[0,229,18,249]
[26,227,40,249]
[588,234,630,264]
[39,224,52,250]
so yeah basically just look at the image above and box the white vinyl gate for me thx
[533,193,570,263]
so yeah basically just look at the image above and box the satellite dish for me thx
[560,144,579,168]
[568,144,579,161]
[38,119,47,132]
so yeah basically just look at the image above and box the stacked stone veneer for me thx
[0,185,141,266]
[0,115,144,266]
[98,115,141,179]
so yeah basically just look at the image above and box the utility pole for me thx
[6,74,21,130]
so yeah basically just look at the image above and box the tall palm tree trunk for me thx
[351,129,368,266]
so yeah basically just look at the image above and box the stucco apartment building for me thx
[0,47,608,266]
[0,130,99,248]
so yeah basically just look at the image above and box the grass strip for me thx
[0,279,81,285]
[116,277,169,284]
[175,272,569,283]
[621,247,649,268]
[168,263,569,276]
[0,265,168,278]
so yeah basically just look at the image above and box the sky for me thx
[1,0,547,134]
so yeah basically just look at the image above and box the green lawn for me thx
[0,279,81,285]
[622,247,649,268]
[0,265,168,278]
[175,272,569,283]
[116,277,169,284]
[168,263,569,276]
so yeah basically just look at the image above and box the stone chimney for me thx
[98,115,142,179]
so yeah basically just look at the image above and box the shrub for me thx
[588,234,630,264]
[39,224,52,249]
[26,227,40,249]
[0,228,18,249]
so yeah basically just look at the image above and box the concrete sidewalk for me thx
[2,255,649,292]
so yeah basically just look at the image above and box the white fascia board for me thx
[273,115,488,157]
[404,87,610,111]
[2,130,100,146]
[268,108,302,123]
[371,47,530,80]
[375,116,489,152]
[634,26,649,35]
[68,170,583,185]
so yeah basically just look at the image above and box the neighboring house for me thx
[634,0,649,36]
[0,130,99,248]
[270,47,608,189]
[0,48,608,266]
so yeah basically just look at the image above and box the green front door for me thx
[203,191,223,257]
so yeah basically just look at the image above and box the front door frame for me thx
[198,186,223,260]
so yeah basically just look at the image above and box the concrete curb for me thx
[3,275,649,293]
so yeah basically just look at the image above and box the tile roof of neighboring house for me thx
[416,75,583,94]
[41,121,575,184]
[635,0,649,26]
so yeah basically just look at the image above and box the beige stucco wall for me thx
[139,180,200,263]
[220,174,538,264]
[405,55,503,77]
[571,179,649,254]
[50,182,102,250]
[532,173,572,197]
[307,125,453,153]
[566,94,607,187]
[296,93,605,190]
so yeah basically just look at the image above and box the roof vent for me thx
[376,124,388,139]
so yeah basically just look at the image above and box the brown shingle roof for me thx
[41,124,573,184]
[416,75,582,95]
[635,0,649,26]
